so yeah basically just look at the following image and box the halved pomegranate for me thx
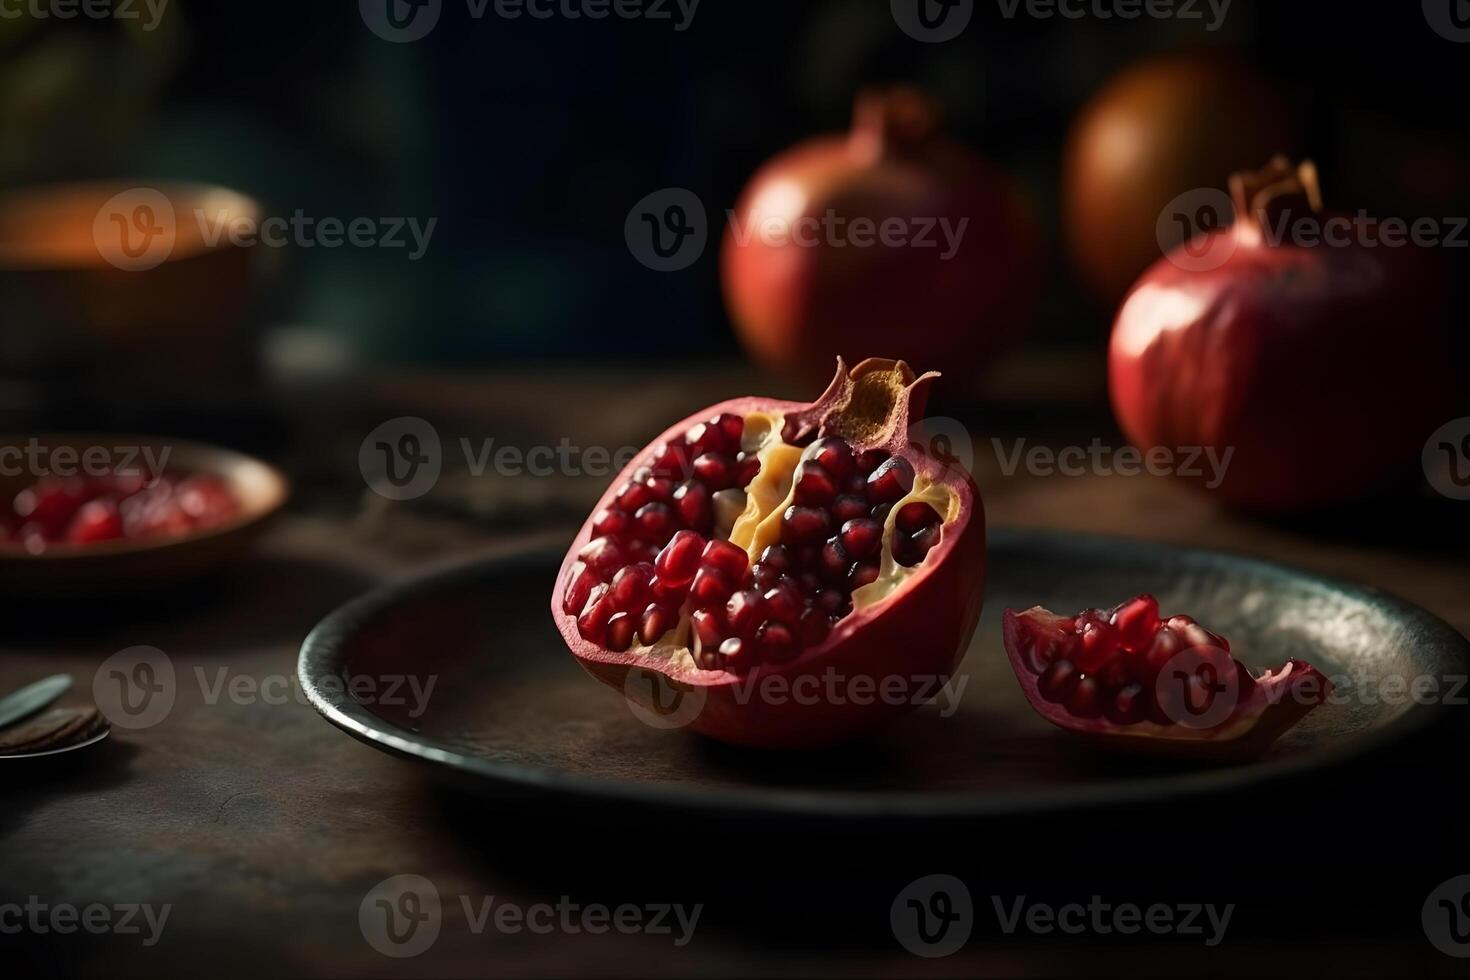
[1004,595,1331,761]
[551,357,986,748]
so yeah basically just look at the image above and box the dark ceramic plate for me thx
[299,529,1468,824]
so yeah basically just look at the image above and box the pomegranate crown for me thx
[784,356,939,454]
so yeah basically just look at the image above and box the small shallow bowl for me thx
[0,434,290,595]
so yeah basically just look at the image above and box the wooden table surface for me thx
[3,361,1467,977]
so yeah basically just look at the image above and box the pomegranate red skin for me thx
[1110,214,1454,512]
[552,393,986,749]
[722,88,1040,388]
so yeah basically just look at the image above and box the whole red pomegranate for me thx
[1005,594,1330,761]
[722,88,1040,387]
[551,357,986,748]
[1109,157,1455,512]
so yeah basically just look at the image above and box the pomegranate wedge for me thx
[551,357,986,748]
[1004,595,1332,761]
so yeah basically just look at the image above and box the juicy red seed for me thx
[848,561,880,589]
[639,604,673,645]
[781,505,831,544]
[714,412,744,449]
[756,621,796,662]
[650,441,691,478]
[605,613,636,652]
[866,456,914,504]
[591,507,629,537]
[843,474,868,496]
[910,523,941,554]
[819,537,849,582]
[67,499,124,543]
[701,539,748,581]
[758,543,791,572]
[1098,657,1132,691]
[1039,659,1079,702]
[839,518,882,559]
[576,584,615,641]
[673,481,711,529]
[650,575,684,604]
[735,452,761,487]
[643,475,676,498]
[1106,683,1147,725]
[1111,595,1160,650]
[793,462,837,506]
[1067,677,1104,718]
[578,536,624,576]
[654,530,705,587]
[817,589,843,613]
[562,561,596,615]
[684,421,721,456]
[692,452,733,489]
[810,438,854,480]
[695,648,723,671]
[856,449,886,474]
[726,589,764,638]
[799,607,831,645]
[831,495,869,522]
[797,570,822,593]
[895,501,940,533]
[763,581,802,623]
[610,562,655,610]
[626,541,659,563]
[690,567,732,605]
[633,502,674,542]
[719,637,751,670]
[1140,627,1184,682]
[691,608,724,648]
[615,480,651,512]
[870,502,893,524]
[1076,621,1118,672]
[752,563,781,589]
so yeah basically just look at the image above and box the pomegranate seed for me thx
[633,502,675,543]
[726,589,764,638]
[639,604,674,645]
[692,452,733,489]
[734,451,761,486]
[843,473,869,496]
[781,505,830,545]
[67,499,124,544]
[1111,595,1160,650]
[626,541,658,563]
[1067,676,1104,718]
[610,562,655,610]
[701,538,748,581]
[866,456,914,504]
[756,621,797,662]
[576,584,615,641]
[606,612,636,652]
[714,412,744,449]
[690,567,732,605]
[643,475,676,499]
[592,507,629,537]
[819,537,849,582]
[848,561,880,590]
[856,449,886,474]
[910,523,941,555]
[793,462,837,506]
[758,544,791,572]
[649,575,684,604]
[752,563,781,589]
[694,648,723,671]
[797,570,822,593]
[578,536,624,576]
[831,495,868,522]
[895,500,940,533]
[654,530,705,587]
[718,636,751,670]
[615,480,651,512]
[1139,626,1184,683]
[684,421,720,456]
[839,518,882,559]
[810,438,854,480]
[1097,656,1132,691]
[562,561,597,615]
[13,478,86,539]
[1038,659,1079,702]
[870,502,893,524]
[1076,621,1117,671]
[672,481,711,529]
[816,589,843,613]
[691,608,724,648]
[799,607,831,646]
[1106,682,1147,725]
[763,581,802,623]
[650,441,691,478]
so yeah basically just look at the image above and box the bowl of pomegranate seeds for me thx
[0,435,289,593]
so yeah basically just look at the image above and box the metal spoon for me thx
[0,674,72,731]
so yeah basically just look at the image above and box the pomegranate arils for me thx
[758,543,791,572]
[763,580,803,623]
[691,608,724,648]
[690,567,732,605]
[831,495,869,523]
[1107,683,1148,725]
[866,456,914,504]
[650,441,690,478]
[714,412,744,449]
[718,637,751,670]
[839,518,882,559]
[701,538,748,581]
[592,507,629,537]
[810,437,855,480]
[615,480,651,512]
[799,607,831,645]
[756,621,796,661]
[849,561,880,590]
[640,603,674,645]
[781,505,830,544]
[633,502,674,543]
[793,462,837,505]
[895,500,941,534]
[726,589,764,637]
[579,536,624,575]
[692,453,733,489]
[576,584,616,641]
[672,481,712,530]
[606,613,636,652]
[856,449,885,475]
[1067,677,1104,719]
[819,538,850,581]
[67,499,125,544]
[610,563,655,609]
[654,529,704,587]
[734,452,761,486]
[562,561,596,615]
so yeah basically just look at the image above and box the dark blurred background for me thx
[1,0,1463,369]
